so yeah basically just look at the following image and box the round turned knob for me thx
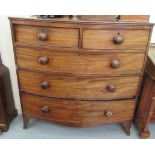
[111,59,120,69]
[104,110,113,117]
[113,33,124,44]
[38,56,49,65]
[38,32,48,41]
[107,84,116,92]
[40,81,49,89]
[41,106,50,113]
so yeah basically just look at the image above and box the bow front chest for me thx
[9,16,153,134]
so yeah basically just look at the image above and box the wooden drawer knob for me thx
[113,33,124,44]
[38,32,48,41]
[104,110,113,117]
[111,59,120,69]
[41,105,50,113]
[107,84,116,92]
[40,81,49,89]
[38,56,49,65]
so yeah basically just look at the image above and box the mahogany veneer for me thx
[22,93,136,128]
[15,47,145,75]
[18,69,140,100]
[9,16,153,135]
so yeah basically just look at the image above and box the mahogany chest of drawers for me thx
[9,16,153,135]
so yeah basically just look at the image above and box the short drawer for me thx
[21,93,136,127]
[82,29,150,49]
[18,70,140,100]
[15,47,145,75]
[14,25,79,47]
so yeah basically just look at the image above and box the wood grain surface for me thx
[120,15,149,21]
[16,47,145,75]
[14,25,79,48]
[21,93,136,127]
[18,69,140,100]
[83,29,149,49]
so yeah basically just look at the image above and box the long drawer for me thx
[18,70,140,100]
[21,93,136,127]
[15,47,145,75]
[82,29,150,49]
[14,25,79,48]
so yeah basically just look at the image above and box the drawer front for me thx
[82,29,150,49]
[16,47,145,75]
[14,25,79,47]
[21,93,136,127]
[18,70,140,100]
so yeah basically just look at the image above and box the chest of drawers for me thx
[9,16,153,135]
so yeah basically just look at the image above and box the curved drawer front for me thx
[21,93,136,127]
[14,25,79,47]
[83,29,150,49]
[16,47,145,75]
[18,70,140,100]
